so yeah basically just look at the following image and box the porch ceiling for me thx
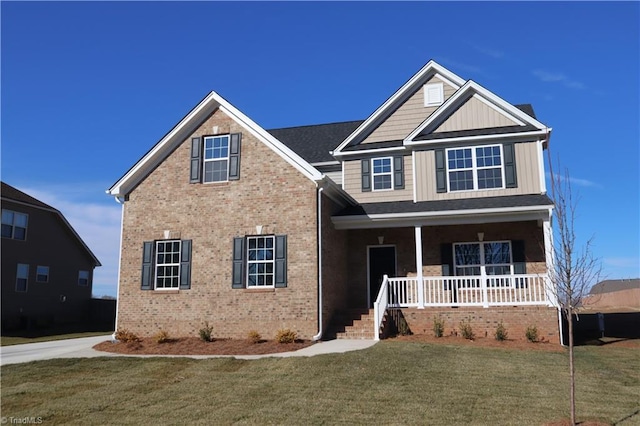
[331,194,553,229]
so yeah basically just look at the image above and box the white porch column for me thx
[543,217,557,307]
[415,226,424,309]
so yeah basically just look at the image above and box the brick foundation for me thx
[396,306,560,343]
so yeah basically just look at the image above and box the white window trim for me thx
[371,157,394,192]
[154,240,181,290]
[424,82,444,107]
[453,241,514,284]
[203,135,230,183]
[246,235,275,288]
[446,144,505,192]
[36,265,49,283]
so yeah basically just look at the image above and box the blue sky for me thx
[2,2,638,297]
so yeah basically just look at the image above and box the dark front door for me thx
[368,246,396,307]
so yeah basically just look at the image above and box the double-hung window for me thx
[78,270,90,286]
[36,266,50,283]
[246,236,275,287]
[447,144,504,191]
[454,241,512,286]
[2,209,28,240]
[140,239,192,291]
[16,263,29,292]
[203,135,230,183]
[372,157,393,190]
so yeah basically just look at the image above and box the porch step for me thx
[333,309,376,340]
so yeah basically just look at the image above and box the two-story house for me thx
[1,182,102,331]
[107,61,559,342]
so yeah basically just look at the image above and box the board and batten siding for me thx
[415,141,542,201]
[433,95,520,133]
[343,155,413,203]
[362,76,457,144]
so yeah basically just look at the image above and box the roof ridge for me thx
[268,119,364,132]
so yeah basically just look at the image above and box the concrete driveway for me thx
[0,335,113,366]
[0,335,376,365]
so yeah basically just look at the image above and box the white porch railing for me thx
[373,274,551,339]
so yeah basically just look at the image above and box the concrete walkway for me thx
[0,335,377,365]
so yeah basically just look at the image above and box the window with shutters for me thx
[141,239,192,291]
[446,144,504,192]
[2,209,28,240]
[191,133,241,184]
[232,235,287,289]
[453,241,513,287]
[372,157,393,191]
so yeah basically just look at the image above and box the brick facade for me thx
[398,306,560,343]
[117,109,320,339]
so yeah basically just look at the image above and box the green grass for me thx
[1,341,638,425]
[0,331,110,346]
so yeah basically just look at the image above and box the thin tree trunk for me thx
[568,309,576,425]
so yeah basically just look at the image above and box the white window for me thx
[454,241,513,286]
[155,240,181,289]
[2,209,28,240]
[447,144,504,192]
[246,236,275,287]
[372,157,393,191]
[203,135,230,182]
[36,266,49,283]
[16,263,29,292]
[78,270,90,286]
[424,82,444,107]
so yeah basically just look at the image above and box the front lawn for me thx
[1,340,638,425]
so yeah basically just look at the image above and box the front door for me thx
[368,246,397,308]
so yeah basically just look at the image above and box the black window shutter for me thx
[190,137,202,183]
[180,240,192,290]
[503,143,517,188]
[512,240,526,274]
[361,159,371,192]
[393,156,405,190]
[435,149,447,193]
[440,243,453,276]
[229,133,242,180]
[232,237,245,289]
[274,235,287,288]
[141,241,154,290]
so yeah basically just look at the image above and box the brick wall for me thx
[117,109,320,339]
[398,306,560,343]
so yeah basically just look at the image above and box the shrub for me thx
[199,322,214,342]
[397,315,412,336]
[433,316,445,338]
[275,329,297,344]
[154,330,170,344]
[247,330,262,344]
[459,319,475,340]
[494,321,508,341]
[114,329,140,343]
[525,325,539,343]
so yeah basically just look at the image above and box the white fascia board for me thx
[404,80,550,144]
[404,130,550,147]
[332,146,408,158]
[332,205,553,230]
[333,60,465,155]
[108,91,322,198]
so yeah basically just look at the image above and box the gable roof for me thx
[590,279,640,294]
[107,91,325,198]
[268,120,363,164]
[1,182,101,267]
[333,61,551,156]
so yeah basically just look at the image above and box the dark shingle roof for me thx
[515,104,536,119]
[267,120,364,163]
[414,124,539,141]
[1,182,54,210]
[335,194,554,217]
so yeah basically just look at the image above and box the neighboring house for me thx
[1,182,101,330]
[108,60,559,342]
[581,279,640,313]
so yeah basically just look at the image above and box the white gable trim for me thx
[404,80,548,144]
[107,91,322,198]
[332,61,465,156]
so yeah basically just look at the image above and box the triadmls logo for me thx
[1,417,44,425]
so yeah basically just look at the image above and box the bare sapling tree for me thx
[548,167,603,426]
